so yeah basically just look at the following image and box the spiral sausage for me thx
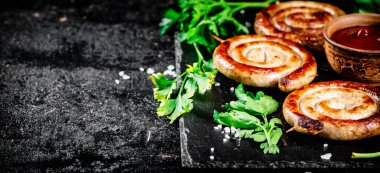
[213,35,317,92]
[283,80,380,140]
[254,1,345,51]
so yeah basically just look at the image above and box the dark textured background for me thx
[0,0,377,172]
[0,0,181,172]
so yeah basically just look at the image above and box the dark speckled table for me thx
[0,0,181,172]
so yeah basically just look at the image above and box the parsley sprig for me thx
[151,0,277,123]
[160,0,278,52]
[150,44,217,124]
[214,84,282,154]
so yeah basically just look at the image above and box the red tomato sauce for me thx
[331,25,380,51]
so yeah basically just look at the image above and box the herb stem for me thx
[352,152,380,159]
[193,43,204,68]
[177,73,189,97]
[259,124,272,146]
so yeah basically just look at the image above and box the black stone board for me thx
[178,35,380,171]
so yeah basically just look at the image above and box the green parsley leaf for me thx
[213,84,282,154]
[213,110,261,129]
[251,132,266,142]
[159,8,181,35]
[157,99,176,117]
[150,74,177,101]
[184,78,197,97]
[169,94,193,124]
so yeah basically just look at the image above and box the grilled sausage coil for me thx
[213,35,317,92]
[283,80,380,140]
[254,1,345,51]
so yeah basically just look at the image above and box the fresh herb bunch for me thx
[213,84,282,154]
[355,0,380,13]
[151,0,278,124]
[160,0,278,52]
[150,44,217,124]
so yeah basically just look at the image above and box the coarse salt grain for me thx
[32,12,40,17]
[139,67,144,72]
[225,134,230,139]
[215,82,220,86]
[231,127,237,135]
[59,16,67,22]
[210,155,214,160]
[118,71,125,76]
[210,147,214,153]
[224,127,230,134]
[323,143,328,148]
[320,153,332,160]
[223,138,228,142]
[147,68,155,74]
[230,87,234,92]
[217,125,222,129]
[122,75,130,80]
[167,65,175,70]
[115,80,120,84]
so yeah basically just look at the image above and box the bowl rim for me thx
[323,13,380,54]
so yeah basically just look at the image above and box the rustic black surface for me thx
[1,0,379,172]
[0,0,181,172]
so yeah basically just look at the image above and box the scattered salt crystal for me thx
[224,127,230,134]
[223,138,228,142]
[231,127,237,135]
[320,153,332,160]
[167,65,175,70]
[210,147,214,153]
[139,67,144,72]
[214,125,222,130]
[215,82,220,87]
[323,143,328,148]
[118,71,125,76]
[147,68,155,74]
[115,79,120,84]
[230,87,235,92]
[32,12,40,18]
[225,134,230,139]
[122,75,130,80]
[172,73,177,77]
[210,155,214,160]
[59,16,67,22]
[240,10,245,14]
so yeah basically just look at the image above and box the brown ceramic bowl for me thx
[323,13,380,86]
